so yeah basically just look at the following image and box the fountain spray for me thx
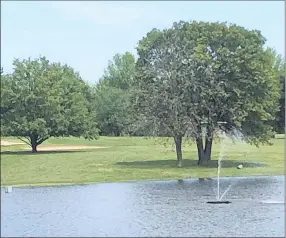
[216,123,227,201]
[207,121,231,204]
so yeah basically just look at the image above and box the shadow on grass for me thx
[1,150,90,155]
[116,159,267,168]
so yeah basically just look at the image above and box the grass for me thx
[0,136,284,187]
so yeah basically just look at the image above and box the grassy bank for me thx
[1,136,284,187]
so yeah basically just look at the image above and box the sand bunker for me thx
[1,140,106,151]
[1,140,25,146]
[27,145,106,151]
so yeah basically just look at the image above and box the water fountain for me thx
[203,121,232,204]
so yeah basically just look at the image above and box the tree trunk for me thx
[30,135,38,153]
[204,137,213,162]
[174,135,183,168]
[204,125,213,162]
[197,125,213,166]
[196,137,204,163]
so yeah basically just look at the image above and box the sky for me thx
[1,1,285,84]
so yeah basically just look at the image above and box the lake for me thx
[1,176,284,237]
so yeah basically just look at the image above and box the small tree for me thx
[1,57,99,152]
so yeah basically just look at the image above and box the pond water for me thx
[1,176,285,237]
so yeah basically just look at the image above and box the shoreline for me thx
[1,174,284,189]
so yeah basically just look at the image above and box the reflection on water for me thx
[1,176,284,237]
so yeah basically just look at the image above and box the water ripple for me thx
[1,176,284,237]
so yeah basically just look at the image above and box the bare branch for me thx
[16,136,31,146]
[37,136,49,145]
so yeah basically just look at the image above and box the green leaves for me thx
[93,52,136,136]
[93,85,132,136]
[1,20,283,156]
[98,52,136,90]
[134,20,281,155]
[1,56,99,151]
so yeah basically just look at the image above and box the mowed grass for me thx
[0,136,284,187]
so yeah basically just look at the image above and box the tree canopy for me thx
[97,52,136,90]
[1,21,283,166]
[93,84,132,136]
[133,21,280,166]
[272,53,285,134]
[1,57,99,152]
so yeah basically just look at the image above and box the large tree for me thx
[1,57,99,152]
[133,27,202,167]
[134,21,280,166]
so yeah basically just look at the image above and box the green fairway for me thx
[1,136,284,187]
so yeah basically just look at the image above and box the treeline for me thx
[1,21,285,166]
[96,51,285,138]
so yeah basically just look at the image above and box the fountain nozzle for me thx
[207,201,231,204]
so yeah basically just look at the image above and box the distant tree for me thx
[1,57,99,152]
[94,84,131,136]
[272,53,285,134]
[98,52,136,90]
[94,52,136,136]
[277,74,285,133]
[134,21,280,166]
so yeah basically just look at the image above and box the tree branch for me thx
[16,136,32,146]
[37,136,49,146]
